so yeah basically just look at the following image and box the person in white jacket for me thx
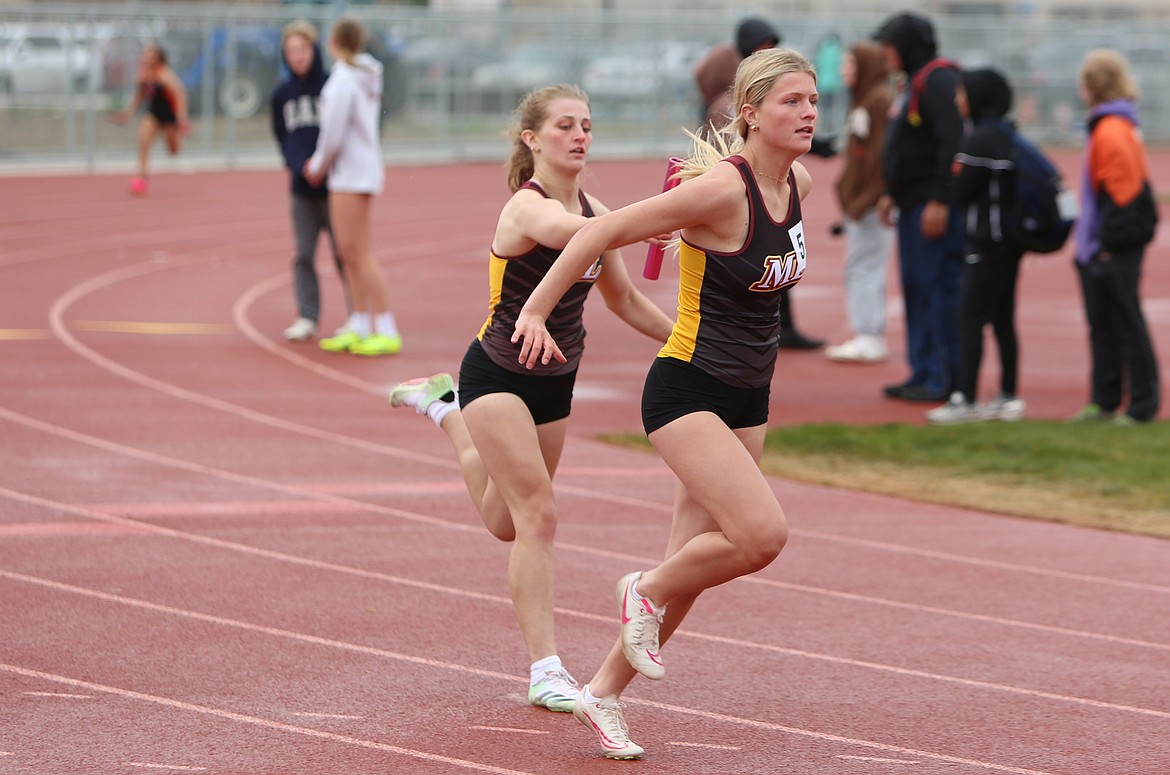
[304,18,401,356]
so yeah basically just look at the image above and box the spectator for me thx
[693,17,824,350]
[927,68,1029,424]
[271,20,346,343]
[304,18,402,356]
[825,40,894,364]
[1070,49,1160,425]
[874,11,966,402]
[110,43,189,196]
[813,32,846,130]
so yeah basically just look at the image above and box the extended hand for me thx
[302,160,324,187]
[512,310,566,369]
[921,200,949,239]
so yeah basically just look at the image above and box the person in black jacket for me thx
[874,12,966,402]
[271,20,345,342]
[926,68,1028,424]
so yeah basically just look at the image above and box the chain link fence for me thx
[1,3,1166,172]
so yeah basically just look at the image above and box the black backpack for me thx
[993,120,1078,254]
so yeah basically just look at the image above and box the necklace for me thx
[754,169,786,185]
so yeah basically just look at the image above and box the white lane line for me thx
[126,764,208,772]
[49,257,1170,596]
[2,420,1166,662]
[291,712,364,720]
[0,573,1111,775]
[665,741,741,750]
[3,664,533,775]
[838,755,921,763]
[4,515,1170,723]
[469,726,549,736]
[638,696,1055,775]
[23,691,92,698]
[795,529,1170,595]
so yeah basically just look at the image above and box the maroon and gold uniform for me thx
[658,156,806,388]
[477,181,603,376]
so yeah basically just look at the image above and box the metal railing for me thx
[1,3,1166,173]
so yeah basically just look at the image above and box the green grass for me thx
[600,420,1170,539]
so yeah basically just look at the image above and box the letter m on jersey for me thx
[749,251,802,292]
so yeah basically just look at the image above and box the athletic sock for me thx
[427,389,459,428]
[629,576,649,604]
[348,312,372,337]
[530,655,563,686]
[373,312,399,337]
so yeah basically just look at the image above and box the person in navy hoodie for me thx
[271,20,345,342]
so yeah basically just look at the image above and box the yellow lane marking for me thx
[0,329,51,340]
[72,320,236,335]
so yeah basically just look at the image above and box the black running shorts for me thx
[641,356,770,435]
[458,339,577,425]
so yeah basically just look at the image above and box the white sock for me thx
[374,312,398,337]
[530,655,563,685]
[583,685,601,703]
[348,312,371,337]
[629,575,647,603]
[427,389,459,428]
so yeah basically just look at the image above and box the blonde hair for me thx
[1079,48,1139,106]
[505,84,590,193]
[329,17,366,66]
[676,48,816,181]
[283,19,318,46]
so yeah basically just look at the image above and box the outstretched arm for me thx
[513,167,740,368]
[594,248,674,343]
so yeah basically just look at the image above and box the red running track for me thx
[0,157,1168,775]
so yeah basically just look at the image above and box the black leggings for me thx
[956,242,1024,401]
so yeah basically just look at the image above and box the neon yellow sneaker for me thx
[349,333,403,356]
[389,373,455,415]
[319,330,362,352]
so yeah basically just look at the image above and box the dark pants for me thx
[1075,248,1160,421]
[896,203,965,394]
[290,193,343,322]
[956,241,1024,402]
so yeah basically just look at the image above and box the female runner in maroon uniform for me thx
[388,84,673,714]
[513,48,817,759]
[111,43,189,195]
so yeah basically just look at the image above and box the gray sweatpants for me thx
[842,209,894,337]
[290,193,345,322]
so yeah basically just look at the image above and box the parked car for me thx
[162,23,283,120]
[582,42,701,100]
[0,23,103,94]
[470,41,608,112]
[400,34,499,111]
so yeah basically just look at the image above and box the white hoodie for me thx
[306,52,385,194]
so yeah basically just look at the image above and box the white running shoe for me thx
[616,571,664,680]
[283,317,317,341]
[926,391,981,425]
[528,667,579,712]
[980,394,1027,422]
[389,373,455,416]
[825,335,887,363]
[573,686,644,760]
